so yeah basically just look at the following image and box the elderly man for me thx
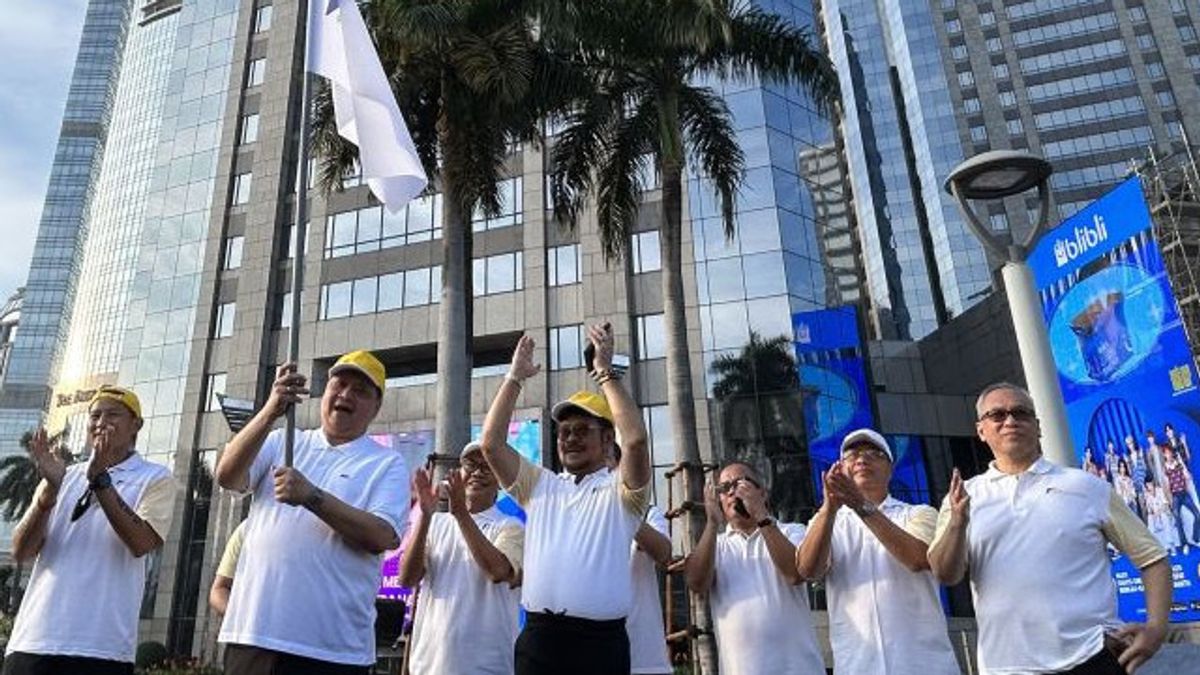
[685,462,824,675]
[929,382,1172,674]
[796,428,959,675]
[399,442,524,675]
[4,386,176,675]
[479,327,651,675]
[215,350,409,675]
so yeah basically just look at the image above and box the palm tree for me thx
[312,0,577,468]
[547,1,836,669]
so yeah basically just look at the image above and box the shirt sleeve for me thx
[493,522,525,573]
[136,474,178,540]
[245,428,283,493]
[1101,487,1166,569]
[904,504,939,544]
[364,454,411,537]
[618,476,650,517]
[502,453,545,507]
[646,505,669,537]
[780,522,806,546]
[929,494,956,552]
[216,522,246,578]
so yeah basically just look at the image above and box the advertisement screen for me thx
[1029,177,1200,622]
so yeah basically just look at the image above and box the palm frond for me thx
[594,96,659,261]
[678,83,743,236]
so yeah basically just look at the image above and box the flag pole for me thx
[285,0,314,468]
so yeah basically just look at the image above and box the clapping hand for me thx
[509,335,541,383]
[28,428,65,490]
[412,466,438,515]
[948,468,970,527]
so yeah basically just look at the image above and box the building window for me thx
[206,373,227,412]
[962,97,981,113]
[252,4,273,33]
[473,251,524,296]
[636,314,666,360]
[549,325,583,370]
[999,91,1017,107]
[986,37,1002,53]
[404,266,435,306]
[232,173,252,205]
[1137,34,1156,51]
[240,113,259,145]
[548,244,581,286]
[321,281,352,319]
[969,125,988,142]
[992,63,1009,80]
[278,291,296,328]
[247,58,266,87]
[1146,61,1165,79]
[642,405,675,504]
[351,277,377,316]
[324,195,444,258]
[1180,25,1198,44]
[214,302,236,338]
[958,71,975,87]
[1156,90,1176,107]
[1129,6,1147,22]
[952,45,968,60]
[979,10,995,26]
[472,177,523,231]
[1007,118,1024,136]
[632,230,662,273]
[946,18,962,34]
[223,236,244,270]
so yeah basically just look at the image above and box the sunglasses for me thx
[841,447,889,462]
[978,407,1037,424]
[715,476,761,494]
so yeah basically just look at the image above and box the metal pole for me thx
[1001,261,1076,467]
[286,0,314,468]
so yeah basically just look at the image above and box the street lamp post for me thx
[944,150,1076,467]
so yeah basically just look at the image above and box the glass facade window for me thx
[999,91,1017,107]
[952,45,968,60]
[1018,39,1126,75]
[223,235,243,270]
[205,372,226,412]
[1011,13,1117,47]
[986,37,1002,53]
[636,313,666,360]
[324,194,443,257]
[979,11,995,26]
[471,177,523,231]
[1006,0,1103,20]
[642,405,675,505]
[246,58,265,87]
[213,302,235,338]
[1006,118,1024,136]
[1146,62,1165,79]
[232,173,252,205]
[1138,34,1157,51]
[1026,68,1134,102]
[322,281,351,319]
[239,113,259,144]
[318,266,442,319]
[1156,90,1176,107]
[404,266,437,306]
[1130,6,1147,22]
[549,324,583,370]
[547,244,581,286]
[969,125,987,142]
[631,230,662,273]
[946,19,961,34]
[992,63,1009,80]
[963,97,980,113]
[958,71,974,87]
[252,4,272,33]
[1180,25,1197,44]
[473,251,524,295]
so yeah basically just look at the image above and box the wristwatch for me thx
[89,470,113,491]
[756,516,775,528]
[854,501,879,518]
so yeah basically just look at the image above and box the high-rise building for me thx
[0,0,133,552]
[817,0,1200,340]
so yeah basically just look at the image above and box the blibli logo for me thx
[1053,214,1109,267]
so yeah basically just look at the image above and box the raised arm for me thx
[737,479,802,585]
[11,429,65,562]
[796,465,842,580]
[587,323,649,491]
[397,467,438,586]
[826,465,931,572]
[480,336,540,488]
[685,482,723,594]
[90,433,172,558]
[216,363,307,491]
[446,472,516,583]
[927,469,971,585]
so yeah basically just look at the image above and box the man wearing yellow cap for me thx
[4,386,176,675]
[479,325,651,675]
[215,350,409,675]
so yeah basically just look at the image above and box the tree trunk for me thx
[433,187,473,484]
[660,158,719,674]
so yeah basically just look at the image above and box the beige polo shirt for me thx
[216,520,247,579]
[504,456,648,620]
[931,458,1165,674]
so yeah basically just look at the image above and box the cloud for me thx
[0,0,89,294]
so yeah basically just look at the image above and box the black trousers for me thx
[2,652,133,675]
[1055,645,1126,675]
[223,644,372,675]
[515,611,629,675]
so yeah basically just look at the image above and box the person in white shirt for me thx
[796,428,959,675]
[929,382,1172,675]
[5,386,176,675]
[399,442,524,675]
[479,328,651,675]
[215,350,409,675]
[685,461,824,675]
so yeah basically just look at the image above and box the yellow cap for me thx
[89,385,142,419]
[551,391,614,425]
[329,349,386,395]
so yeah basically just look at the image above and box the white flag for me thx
[309,0,427,211]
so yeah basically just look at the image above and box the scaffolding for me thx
[1138,139,1200,367]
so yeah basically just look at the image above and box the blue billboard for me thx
[1030,177,1200,622]
[793,306,930,503]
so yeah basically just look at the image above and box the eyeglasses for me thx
[460,460,493,476]
[841,447,889,462]
[716,476,760,494]
[978,407,1037,424]
[558,424,601,440]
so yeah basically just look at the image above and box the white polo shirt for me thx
[627,505,671,674]
[931,458,1165,674]
[219,428,410,665]
[7,453,176,663]
[709,523,824,675]
[821,498,959,675]
[408,506,524,675]
[504,456,648,620]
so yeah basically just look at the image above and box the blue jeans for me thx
[1172,491,1200,545]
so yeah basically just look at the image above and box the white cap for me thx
[840,428,893,462]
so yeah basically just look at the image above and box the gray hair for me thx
[718,459,770,490]
[974,382,1035,417]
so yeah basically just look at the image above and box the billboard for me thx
[1029,177,1200,622]
[793,306,930,503]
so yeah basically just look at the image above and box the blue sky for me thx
[0,1,89,297]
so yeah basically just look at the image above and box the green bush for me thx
[135,641,169,669]
[136,656,221,675]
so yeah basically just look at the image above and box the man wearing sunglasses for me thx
[685,462,824,675]
[478,326,651,675]
[400,441,524,675]
[795,428,959,675]
[929,382,1171,674]
[4,386,176,675]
